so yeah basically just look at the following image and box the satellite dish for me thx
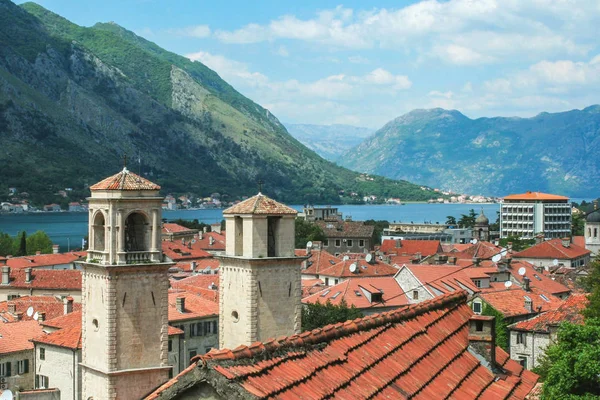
[472,238,478,244]
[518,267,527,276]
[306,241,313,248]
[26,306,34,317]
[0,390,14,400]
[343,256,350,261]
[491,254,502,263]
[349,263,358,273]
[504,281,513,288]
[553,259,559,266]
[191,239,196,244]
[500,249,508,256]
[33,312,39,321]
[365,254,373,263]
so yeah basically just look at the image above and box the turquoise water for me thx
[0,203,501,251]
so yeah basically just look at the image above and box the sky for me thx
[21,0,600,128]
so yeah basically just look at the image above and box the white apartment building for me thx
[501,191,571,239]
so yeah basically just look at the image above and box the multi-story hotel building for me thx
[500,191,571,239]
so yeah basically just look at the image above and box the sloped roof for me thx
[477,286,563,318]
[192,232,226,251]
[43,310,82,330]
[504,191,569,201]
[303,276,409,310]
[296,249,341,276]
[162,241,212,261]
[380,239,442,256]
[315,220,374,238]
[223,193,297,215]
[167,290,219,322]
[146,291,538,400]
[4,269,81,290]
[301,279,325,298]
[509,260,571,295]
[6,252,86,269]
[510,293,588,333]
[33,324,82,350]
[512,238,590,260]
[0,320,44,354]
[318,259,398,279]
[0,296,81,323]
[90,168,161,191]
[162,223,197,234]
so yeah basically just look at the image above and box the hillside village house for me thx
[0,268,82,302]
[315,220,374,255]
[0,320,44,392]
[512,237,591,269]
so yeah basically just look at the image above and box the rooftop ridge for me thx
[90,169,160,191]
[194,290,467,365]
[223,193,297,215]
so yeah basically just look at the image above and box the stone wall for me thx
[34,345,79,400]
[509,330,551,369]
[1,350,34,392]
[394,268,434,303]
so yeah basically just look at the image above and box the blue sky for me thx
[22,0,600,128]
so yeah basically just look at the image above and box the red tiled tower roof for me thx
[146,290,538,400]
[90,168,161,191]
[223,193,297,215]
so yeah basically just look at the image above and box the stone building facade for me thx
[584,204,600,256]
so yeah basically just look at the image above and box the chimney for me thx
[190,261,197,272]
[25,268,32,283]
[36,250,41,255]
[209,236,215,246]
[506,242,513,252]
[52,244,60,254]
[1,266,9,285]
[468,315,499,372]
[493,239,499,246]
[8,302,16,314]
[561,237,570,248]
[524,295,533,313]
[448,256,457,265]
[203,226,209,234]
[176,296,185,313]
[522,276,531,291]
[395,239,402,248]
[306,243,312,256]
[15,311,23,321]
[63,297,73,315]
[38,311,46,322]
[472,257,481,267]
[535,234,544,245]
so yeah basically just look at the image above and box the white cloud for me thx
[432,44,494,65]
[348,55,370,64]
[275,45,289,57]
[167,25,211,38]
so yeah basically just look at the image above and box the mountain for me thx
[0,1,439,206]
[339,107,600,197]
[284,123,373,162]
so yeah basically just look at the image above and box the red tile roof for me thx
[301,279,325,298]
[380,239,442,256]
[504,191,569,201]
[191,232,226,251]
[509,260,571,295]
[167,290,219,322]
[146,291,538,400]
[452,241,505,260]
[403,264,491,294]
[4,269,82,290]
[162,241,212,261]
[43,310,82,330]
[512,238,590,260]
[318,259,398,279]
[170,274,219,301]
[168,326,184,336]
[172,258,220,273]
[33,324,82,349]
[90,168,161,191]
[6,252,86,269]
[315,220,374,238]
[223,193,297,215]
[162,223,197,234]
[572,236,585,248]
[0,296,81,323]
[297,249,340,276]
[510,293,588,333]
[303,277,409,310]
[0,320,44,354]
[478,286,563,318]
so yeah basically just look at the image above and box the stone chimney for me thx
[52,244,60,254]
[64,297,74,315]
[25,268,32,283]
[176,296,185,313]
[203,226,209,234]
[535,234,544,245]
[1,266,9,285]
[38,311,46,322]
[395,239,402,248]
[472,257,481,267]
[8,302,16,314]
[306,242,312,256]
[468,315,499,372]
[524,295,533,313]
[561,237,571,248]
[190,261,197,272]
[522,276,531,291]
[15,311,23,321]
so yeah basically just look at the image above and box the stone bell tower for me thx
[81,167,172,400]
[474,208,490,242]
[218,193,303,349]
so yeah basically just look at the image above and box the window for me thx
[325,278,329,286]
[168,369,173,379]
[189,349,197,360]
[168,339,173,352]
[472,302,482,314]
[212,321,218,336]
[516,332,526,345]
[335,239,341,247]
[0,362,11,377]
[475,321,484,332]
[323,240,329,246]
[473,279,482,288]
[518,356,527,369]
[39,347,45,360]
[17,359,29,374]
[36,374,49,389]
[334,279,339,285]
[205,347,213,353]
[412,290,419,300]
[346,239,353,247]
[359,240,365,247]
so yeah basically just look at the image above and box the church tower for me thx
[81,167,172,400]
[585,201,600,256]
[218,193,303,349]
[474,208,490,242]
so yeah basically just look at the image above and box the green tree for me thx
[13,231,27,256]
[445,216,457,225]
[457,209,477,228]
[481,303,509,350]
[364,219,390,246]
[499,235,536,252]
[26,230,53,255]
[572,212,585,237]
[582,255,600,319]
[533,319,600,399]
[295,218,326,248]
[302,299,364,332]
[0,232,13,256]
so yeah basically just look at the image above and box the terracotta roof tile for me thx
[43,310,82,330]
[161,223,197,234]
[191,232,226,251]
[380,239,442,256]
[167,290,219,322]
[162,241,212,261]
[0,320,44,354]
[510,293,588,332]
[0,296,81,323]
[512,238,590,260]
[317,259,398,279]
[223,193,297,215]
[504,191,569,201]
[301,279,325,298]
[315,220,374,238]
[170,275,219,301]
[298,249,340,276]
[4,269,81,290]
[6,252,86,270]
[478,286,563,318]
[32,324,81,349]
[509,260,571,295]
[90,168,160,191]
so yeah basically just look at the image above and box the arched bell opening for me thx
[125,212,149,252]
[93,212,106,252]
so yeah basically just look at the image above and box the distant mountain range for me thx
[338,107,600,197]
[0,0,440,205]
[284,124,373,162]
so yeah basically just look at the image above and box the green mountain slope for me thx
[339,108,600,197]
[284,123,374,162]
[0,0,438,205]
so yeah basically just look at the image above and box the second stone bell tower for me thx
[218,193,304,349]
[81,167,172,400]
